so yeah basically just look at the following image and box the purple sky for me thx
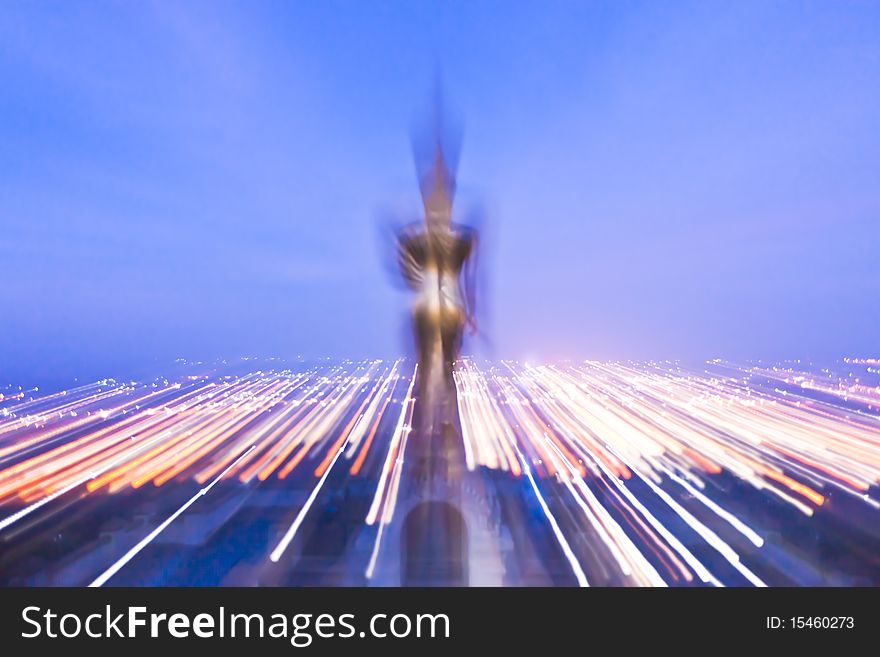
[1,1,879,384]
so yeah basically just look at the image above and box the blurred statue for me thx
[397,135,477,437]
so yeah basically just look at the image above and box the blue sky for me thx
[1,1,879,384]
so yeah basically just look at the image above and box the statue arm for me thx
[396,229,424,291]
[462,230,478,332]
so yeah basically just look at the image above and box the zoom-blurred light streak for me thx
[454,359,879,585]
[456,361,880,508]
[0,358,878,586]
